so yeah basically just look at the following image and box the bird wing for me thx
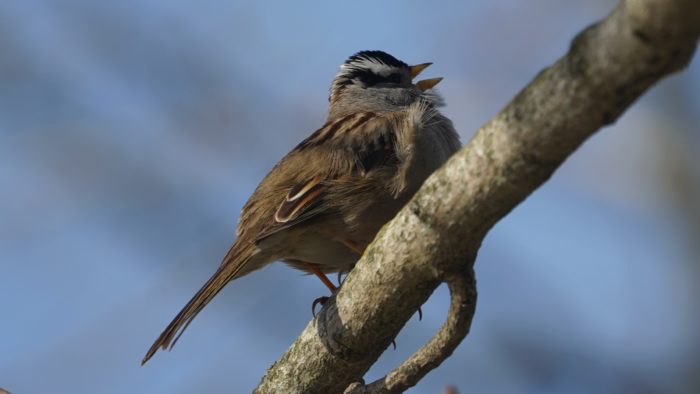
[143,109,421,364]
[236,111,406,244]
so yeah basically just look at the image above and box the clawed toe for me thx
[312,296,329,317]
[336,271,347,286]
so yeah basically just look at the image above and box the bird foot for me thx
[312,296,329,317]
[337,271,347,286]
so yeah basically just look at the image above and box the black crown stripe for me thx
[345,50,408,69]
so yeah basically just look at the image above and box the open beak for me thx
[416,77,443,91]
[409,62,432,78]
[410,62,442,91]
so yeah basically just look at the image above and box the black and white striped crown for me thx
[331,50,410,98]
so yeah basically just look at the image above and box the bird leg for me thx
[304,262,337,317]
[304,262,337,293]
[341,239,364,255]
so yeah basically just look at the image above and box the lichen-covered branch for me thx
[255,1,700,392]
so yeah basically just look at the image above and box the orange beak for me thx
[416,77,443,91]
[409,62,432,78]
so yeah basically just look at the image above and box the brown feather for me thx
[141,240,256,365]
[142,98,461,363]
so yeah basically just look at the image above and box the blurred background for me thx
[1,0,699,393]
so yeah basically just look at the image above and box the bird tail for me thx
[141,241,257,365]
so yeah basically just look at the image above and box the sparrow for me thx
[142,50,461,364]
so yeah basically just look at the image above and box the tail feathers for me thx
[141,244,254,365]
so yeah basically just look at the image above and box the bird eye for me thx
[355,71,383,86]
[386,73,402,84]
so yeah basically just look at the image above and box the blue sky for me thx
[1,1,699,393]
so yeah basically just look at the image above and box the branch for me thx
[344,270,477,394]
[256,1,700,392]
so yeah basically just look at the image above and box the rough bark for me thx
[255,0,700,392]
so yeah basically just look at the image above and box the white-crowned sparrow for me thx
[142,50,461,364]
